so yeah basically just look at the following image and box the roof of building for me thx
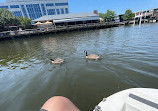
[33,13,99,23]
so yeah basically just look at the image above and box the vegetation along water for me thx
[0,23,158,111]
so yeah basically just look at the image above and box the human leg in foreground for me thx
[40,96,80,111]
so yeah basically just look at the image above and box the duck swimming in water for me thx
[50,58,64,64]
[84,51,100,60]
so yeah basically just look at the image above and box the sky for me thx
[0,0,158,15]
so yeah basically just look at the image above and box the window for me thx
[61,8,64,14]
[21,5,28,17]
[10,5,19,8]
[26,4,36,20]
[33,4,42,18]
[46,3,54,6]
[12,11,23,17]
[56,9,60,14]
[55,3,68,6]
[41,4,46,15]
[0,6,9,9]
[26,4,42,20]
[47,9,56,15]
[65,8,69,14]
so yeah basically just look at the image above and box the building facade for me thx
[0,0,69,20]
[33,13,100,26]
[115,14,124,23]
[135,8,158,19]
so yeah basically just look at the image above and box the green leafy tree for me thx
[18,17,32,29]
[0,8,32,31]
[99,13,105,19]
[104,9,117,22]
[0,8,16,27]
[123,9,135,21]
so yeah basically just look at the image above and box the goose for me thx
[50,58,64,64]
[84,51,100,60]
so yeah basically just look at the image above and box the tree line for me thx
[0,8,32,31]
[99,9,135,22]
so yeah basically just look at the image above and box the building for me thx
[33,13,100,26]
[92,10,98,14]
[0,0,69,20]
[135,8,158,20]
[115,14,124,23]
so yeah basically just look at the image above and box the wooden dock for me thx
[0,23,119,39]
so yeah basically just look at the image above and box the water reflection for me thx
[0,23,158,111]
[41,35,77,59]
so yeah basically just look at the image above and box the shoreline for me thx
[0,21,158,40]
[0,23,119,40]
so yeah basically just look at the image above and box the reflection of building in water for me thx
[0,0,69,20]
[41,36,76,57]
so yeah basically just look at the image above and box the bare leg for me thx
[41,96,80,111]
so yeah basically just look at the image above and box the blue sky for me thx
[69,0,158,14]
[0,0,158,15]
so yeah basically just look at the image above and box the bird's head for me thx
[50,59,54,61]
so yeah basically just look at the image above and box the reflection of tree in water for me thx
[0,36,43,67]
[0,30,103,68]
[0,32,79,68]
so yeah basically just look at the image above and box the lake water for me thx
[0,23,158,111]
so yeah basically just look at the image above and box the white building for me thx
[33,13,100,25]
[0,0,69,20]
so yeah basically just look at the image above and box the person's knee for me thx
[49,96,69,102]
[41,96,80,111]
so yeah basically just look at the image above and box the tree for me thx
[0,8,16,28]
[99,13,105,19]
[123,9,135,21]
[104,9,117,22]
[0,8,32,31]
[18,17,32,29]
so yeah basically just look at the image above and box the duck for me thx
[50,58,64,64]
[84,51,100,60]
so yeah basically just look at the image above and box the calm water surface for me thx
[0,23,158,111]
